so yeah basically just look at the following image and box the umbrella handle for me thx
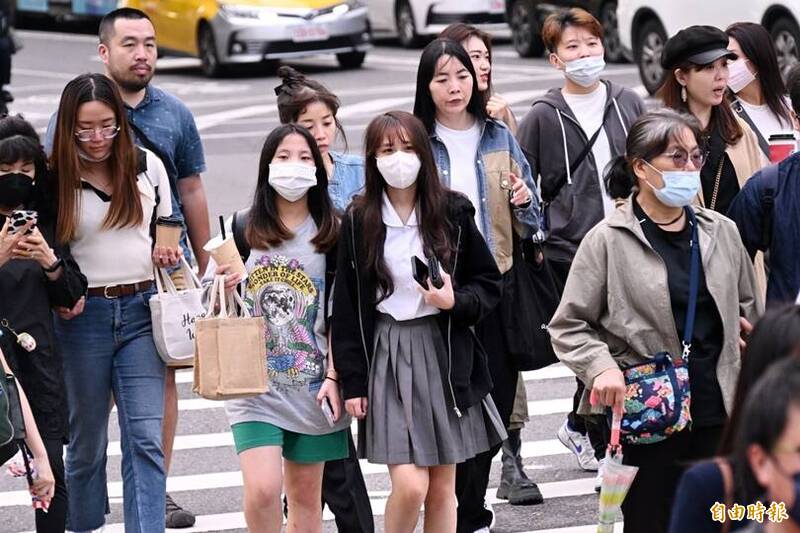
[610,403,622,448]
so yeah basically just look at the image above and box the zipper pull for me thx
[453,406,462,418]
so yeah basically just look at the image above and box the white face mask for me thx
[558,55,606,88]
[376,151,421,190]
[727,58,756,94]
[268,162,317,202]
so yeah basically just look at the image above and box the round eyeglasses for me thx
[74,125,120,142]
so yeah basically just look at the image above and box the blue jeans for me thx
[54,289,166,532]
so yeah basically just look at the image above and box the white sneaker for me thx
[594,458,606,493]
[471,502,495,533]
[557,418,600,471]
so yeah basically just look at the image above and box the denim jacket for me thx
[328,151,365,212]
[429,119,540,273]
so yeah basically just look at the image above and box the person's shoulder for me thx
[331,151,364,167]
[695,205,741,235]
[680,460,725,488]
[445,190,475,218]
[150,85,193,115]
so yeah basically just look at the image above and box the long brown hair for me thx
[657,62,744,145]
[353,111,452,301]
[245,124,339,253]
[50,73,141,244]
[439,23,493,104]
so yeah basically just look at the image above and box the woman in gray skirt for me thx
[332,110,506,532]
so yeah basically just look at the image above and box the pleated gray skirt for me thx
[362,313,506,467]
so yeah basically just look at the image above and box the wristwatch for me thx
[43,257,63,273]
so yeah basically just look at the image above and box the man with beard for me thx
[45,8,211,527]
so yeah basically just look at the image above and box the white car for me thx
[617,0,800,94]
[368,0,507,47]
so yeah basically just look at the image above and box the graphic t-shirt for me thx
[225,215,351,435]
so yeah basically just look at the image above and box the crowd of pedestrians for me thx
[2,5,800,533]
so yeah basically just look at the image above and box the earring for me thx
[681,86,688,103]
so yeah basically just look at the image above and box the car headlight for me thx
[331,0,365,14]
[219,3,278,21]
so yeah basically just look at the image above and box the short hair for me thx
[99,8,151,44]
[541,8,604,52]
[787,63,800,115]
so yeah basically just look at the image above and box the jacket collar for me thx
[381,191,418,228]
[607,197,721,262]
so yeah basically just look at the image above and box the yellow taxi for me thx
[123,0,371,76]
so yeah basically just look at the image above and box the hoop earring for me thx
[681,86,688,103]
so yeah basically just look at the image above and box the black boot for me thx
[495,429,544,505]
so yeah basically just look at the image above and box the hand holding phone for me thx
[8,210,37,236]
[426,255,444,289]
[411,256,429,289]
[321,397,336,428]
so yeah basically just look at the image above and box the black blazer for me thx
[331,191,502,414]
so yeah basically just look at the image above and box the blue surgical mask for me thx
[558,55,606,88]
[644,161,700,208]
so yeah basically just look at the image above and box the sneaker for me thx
[594,458,606,493]
[166,493,196,528]
[1,90,13,103]
[557,418,599,471]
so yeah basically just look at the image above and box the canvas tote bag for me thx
[193,275,268,400]
[150,257,206,366]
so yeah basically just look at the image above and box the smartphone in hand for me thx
[321,397,336,427]
[8,210,37,236]
[427,255,444,289]
[411,256,429,289]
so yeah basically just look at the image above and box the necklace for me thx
[653,210,685,227]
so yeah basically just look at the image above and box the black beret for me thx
[661,25,738,70]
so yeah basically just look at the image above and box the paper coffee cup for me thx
[155,220,182,249]
[203,236,247,277]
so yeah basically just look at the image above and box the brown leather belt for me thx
[87,280,154,299]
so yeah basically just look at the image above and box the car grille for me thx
[232,35,363,56]
[426,11,506,25]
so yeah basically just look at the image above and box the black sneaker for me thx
[1,90,13,103]
[166,493,196,528]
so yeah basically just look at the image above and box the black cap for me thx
[661,25,737,69]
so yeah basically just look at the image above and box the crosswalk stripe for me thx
[19,478,601,531]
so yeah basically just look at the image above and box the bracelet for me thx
[43,257,63,273]
[325,375,339,384]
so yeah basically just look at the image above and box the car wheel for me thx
[509,0,544,58]
[601,2,624,63]
[337,51,367,69]
[770,17,800,79]
[635,18,667,95]
[396,1,423,48]
[199,24,226,78]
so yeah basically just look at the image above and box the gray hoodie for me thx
[516,80,647,261]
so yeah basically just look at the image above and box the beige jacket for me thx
[549,199,764,416]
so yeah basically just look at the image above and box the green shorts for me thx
[231,422,349,464]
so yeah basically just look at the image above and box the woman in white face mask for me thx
[550,108,763,533]
[332,111,505,532]
[207,124,348,533]
[726,22,794,159]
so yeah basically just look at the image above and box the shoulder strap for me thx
[760,163,780,250]
[128,120,173,181]
[323,245,337,329]
[231,208,251,262]
[732,100,770,157]
[715,458,734,533]
[682,208,701,360]
[542,105,612,204]
[135,146,161,240]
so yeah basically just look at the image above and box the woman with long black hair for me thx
[413,37,541,530]
[726,22,794,158]
[332,110,505,532]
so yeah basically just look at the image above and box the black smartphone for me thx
[411,256,429,289]
[427,255,444,289]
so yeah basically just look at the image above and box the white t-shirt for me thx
[435,120,484,232]
[376,193,439,322]
[70,148,172,288]
[562,84,615,217]
[737,97,794,144]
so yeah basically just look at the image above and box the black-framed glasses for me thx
[660,148,706,168]
[74,125,120,142]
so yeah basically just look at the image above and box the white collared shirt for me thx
[376,192,440,321]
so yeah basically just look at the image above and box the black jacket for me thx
[331,192,502,414]
[0,196,87,440]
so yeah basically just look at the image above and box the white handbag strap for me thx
[227,288,251,318]
[179,256,203,290]
[205,275,226,318]
[154,266,179,295]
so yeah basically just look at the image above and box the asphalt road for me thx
[0,26,647,532]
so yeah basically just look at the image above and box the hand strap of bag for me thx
[682,208,701,361]
[154,257,202,296]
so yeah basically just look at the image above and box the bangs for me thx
[0,135,42,166]
[370,115,412,153]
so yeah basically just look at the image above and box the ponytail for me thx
[604,155,636,200]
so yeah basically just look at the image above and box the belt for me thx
[87,280,154,299]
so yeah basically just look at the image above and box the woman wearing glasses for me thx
[49,73,180,533]
[549,108,762,533]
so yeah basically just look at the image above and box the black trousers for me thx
[0,35,11,86]
[34,437,67,533]
[455,308,519,532]
[321,432,374,533]
[620,425,724,533]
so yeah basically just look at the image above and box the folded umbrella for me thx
[598,405,638,533]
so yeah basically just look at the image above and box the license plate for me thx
[291,25,330,43]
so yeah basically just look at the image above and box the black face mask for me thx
[0,173,34,209]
